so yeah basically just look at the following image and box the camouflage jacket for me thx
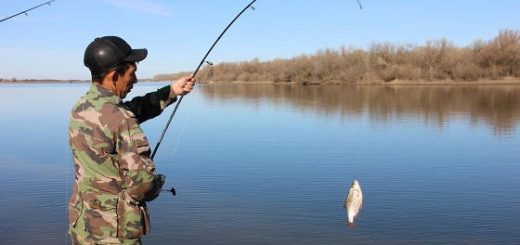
[68,83,176,243]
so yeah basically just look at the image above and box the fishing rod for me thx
[0,0,55,23]
[155,0,362,196]
[356,0,363,9]
[151,0,257,160]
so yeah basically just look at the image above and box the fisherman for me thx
[68,36,196,244]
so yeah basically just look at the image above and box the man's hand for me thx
[171,75,197,96]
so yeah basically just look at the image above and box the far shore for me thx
[0,79,88,84]
[2,78,520,85]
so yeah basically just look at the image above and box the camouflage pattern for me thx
[68,83,176,244]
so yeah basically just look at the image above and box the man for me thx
[68,36,196,244]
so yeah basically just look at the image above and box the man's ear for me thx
[111,72,119,83]
[105,70,118,86]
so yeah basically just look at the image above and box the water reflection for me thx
[200,84,520,134]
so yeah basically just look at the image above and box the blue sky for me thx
[1,0,520,80]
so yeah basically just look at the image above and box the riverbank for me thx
[0,78,154,84]
[202,77,520,86]
[2,77,520,85]
[0,79,87,84]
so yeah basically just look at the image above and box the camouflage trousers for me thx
[69,229,141,244]
[69,218,142,245]
[68,192,149,245]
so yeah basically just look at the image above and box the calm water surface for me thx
[0,83,519,244]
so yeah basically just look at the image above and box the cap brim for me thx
[124,48,148,62]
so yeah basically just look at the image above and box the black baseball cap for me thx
[84,36,147,75]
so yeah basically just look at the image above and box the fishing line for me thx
[167,110,192,159]
[159,62,213,196]
[0,0,56,23]
[164,62,213,160]
[150,0,257,160]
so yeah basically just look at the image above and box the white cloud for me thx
[100,0,173,16]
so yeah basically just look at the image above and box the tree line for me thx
[155,29,520,84]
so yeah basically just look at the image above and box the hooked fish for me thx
[344,179,363,225]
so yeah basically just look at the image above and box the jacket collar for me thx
[89,83,121,104]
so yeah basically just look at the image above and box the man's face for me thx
[115,63,137,99]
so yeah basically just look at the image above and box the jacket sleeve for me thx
[122,85,177,124]
[116,116,162,202]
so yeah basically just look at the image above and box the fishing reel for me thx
[157,174,176,197]
[162,187,176,196]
